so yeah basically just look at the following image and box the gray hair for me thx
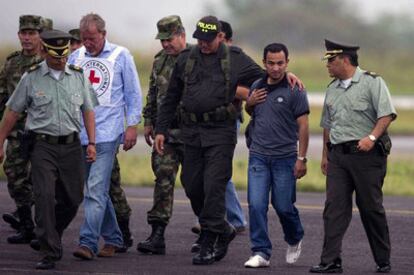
[80,13,106,33]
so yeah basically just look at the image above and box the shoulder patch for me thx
[364,71,379,78]
[6,51,21,61]
[69,64,83,73]
[28,63,41,72]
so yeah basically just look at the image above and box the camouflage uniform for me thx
[0,16,44,210]
[143,44,185,226]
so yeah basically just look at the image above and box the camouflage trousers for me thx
[147,142,184,226]
[3,138,33,208]
[110,153,131,222]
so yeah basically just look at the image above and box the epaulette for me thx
[28,63,41,72]
[364,71,379,78]
[6,51,21,61]
[229,46,242,54]
[69,64,83,73]
[327,78,337,87]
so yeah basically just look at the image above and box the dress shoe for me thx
[214,226,236,261]
[191,223,201,235]
[2,210,21,230]
[137,224,166,255]
[376,263,391,273]
[73,246,94,260]
[98,244,117,257]
[309,259,343,273]
[36,257,55,270]
[30,239,40,251]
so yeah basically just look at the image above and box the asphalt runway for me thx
[0,184,413,274]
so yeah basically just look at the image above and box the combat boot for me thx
[137,223,166,255]
[214,225,236,261]
[2,209,21,231]
[7,206,35,244]
[115,218,134,253]
[192,230,217,265]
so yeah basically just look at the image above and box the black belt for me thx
[33,132,79,145]
[331,141,360,154]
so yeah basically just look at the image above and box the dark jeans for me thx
[31,140,84,260]
[321,146,390,265]
[181,143,235,234]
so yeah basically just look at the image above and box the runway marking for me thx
[128,197,414,216]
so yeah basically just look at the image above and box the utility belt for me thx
[31,131,79,145]
[327,134,392,156]
[179,103,237,124]
[329,141,360,154]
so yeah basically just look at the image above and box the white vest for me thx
[75,46,124,106]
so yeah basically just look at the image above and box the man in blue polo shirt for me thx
[244,43,309,268]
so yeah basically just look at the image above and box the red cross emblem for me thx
[88,70,100,84]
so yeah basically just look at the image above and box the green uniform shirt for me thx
[0,51,43,136]
[7,61,98,136]
[142,45,191,144]
[320,67,397,144]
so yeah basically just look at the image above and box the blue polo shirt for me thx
[249,74,309,157]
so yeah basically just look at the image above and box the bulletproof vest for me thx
[183,44,231,104]
[179,44,236,124]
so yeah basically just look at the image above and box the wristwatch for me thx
[368,134,377,142]
[297,156,307,163]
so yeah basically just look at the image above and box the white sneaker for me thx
[286,240,302,264]
[244,254,270,268]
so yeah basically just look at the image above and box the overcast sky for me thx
[1,0,413,54]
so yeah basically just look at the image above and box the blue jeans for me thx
[226,180,247,228]
[247,152,304,259]
[79,136,123,254]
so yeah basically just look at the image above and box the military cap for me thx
[40,30,72,58]
[41,18,53,31]
[156,15,183,40]
[19,15,42,31]
[219,20,232,40]
[323,39,360,60]
[193,15,221,42]
[69,28,81,41]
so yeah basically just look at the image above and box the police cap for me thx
[323,39,360,60]
[69,28,81,41]
[156,15,183,40]
[19,15,42,31]
[219,20,232,40]
[40,30,72,58]
[193,15,221,42]
[41,18,54,31]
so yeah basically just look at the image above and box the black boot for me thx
[2,209,21,231]
[137,223,166,255]
[214,225,236,261]
[192,230,217,265]
[7,206,35,244]
[115,218,134,253]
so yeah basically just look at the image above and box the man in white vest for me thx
[68,13,142,260]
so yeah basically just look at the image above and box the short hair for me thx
[80,13,106,33]
[263,43,289,60]
[341,52,359,66]
[219,20,232,40]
